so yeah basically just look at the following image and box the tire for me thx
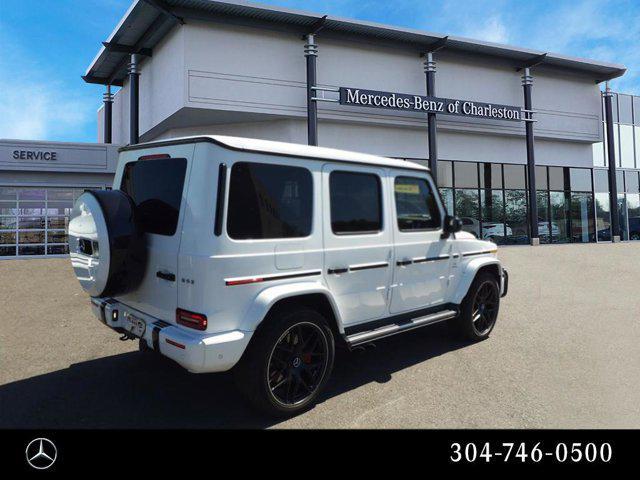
[68,190,147,297]
[234,308,335,417]
[452,271,500,341]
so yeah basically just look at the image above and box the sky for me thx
[1,0,639,143]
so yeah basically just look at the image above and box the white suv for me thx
[69,136,508,416]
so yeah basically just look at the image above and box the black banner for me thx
[339,86,523,121]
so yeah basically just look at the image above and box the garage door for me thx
[0,187,98,258]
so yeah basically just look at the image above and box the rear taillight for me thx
[176,308,208,331]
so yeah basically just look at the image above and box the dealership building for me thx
[2,0,640,258]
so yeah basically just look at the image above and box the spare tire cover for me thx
[69,190,146,297]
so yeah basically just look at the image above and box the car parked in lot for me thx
[69,136,508,416]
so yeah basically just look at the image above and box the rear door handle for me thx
[327,267,348,275]
[156,271,176,282]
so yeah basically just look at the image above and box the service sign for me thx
[339,87,522,122]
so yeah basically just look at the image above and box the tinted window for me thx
[227,162,312,239]
[121,157,187,236]
[570,168,592,192]
[394,177,441,231]
[454,161,478,188]
[503,164,527,189]
[330,171,382,234]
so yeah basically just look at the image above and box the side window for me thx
[120,157,187,236]
[394,176,441,231]
[330,171,382,235]
[227,162,312,240]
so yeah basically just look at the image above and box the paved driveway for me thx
[1,243,639,428]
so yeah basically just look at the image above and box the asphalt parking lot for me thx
[1,243,639,429]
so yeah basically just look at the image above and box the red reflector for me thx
[225,277,263,286]
[176,308,208,331]
[165,338,185,349]
[139,154,171,161]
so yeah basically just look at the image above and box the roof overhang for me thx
[84,0,627,86]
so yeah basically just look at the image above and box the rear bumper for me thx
[500,268,509,297]
[91,298,252,373]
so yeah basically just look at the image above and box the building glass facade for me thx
[0,187,94,257]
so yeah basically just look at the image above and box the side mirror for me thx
[442,215,462,239]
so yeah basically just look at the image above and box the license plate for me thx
[125,313,146,338]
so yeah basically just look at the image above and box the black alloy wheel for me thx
[267,322,329,407]
[471,280,499,336]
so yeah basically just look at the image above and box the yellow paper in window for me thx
[395,183,420,194]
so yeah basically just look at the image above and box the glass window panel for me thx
[613,125,620,167]
[18,189,46,200]
[47,217,69,230]
[594,170,610,193]
[595,192,611,241]
[18,245,45,255]
[47,245,69,255]
[535,166,548,190]
[0,187,17,201]
[454,162,478,188]
[330,171,381,235]
[618,94,634,124]
[548,167,566,191]
[454,189,480,238]
[634,96,640,126]
[625,171,640,193]
[627,194,640,240]
[479,164,503,189]
[603,123,609,168]
[504,190,529,244]
[592,141,605,167]
[0,217,17,229]
[619,124,635,168]
[47,230,67,244]
[612,94,619,123]
[503,164,526,189]
[0,231,16,244]
[635,127,640,166]
[0,201,17,215]
[570,192,595,243]
[0,245,16,256]
[17,203,46,216]
[617,170,625,193]
[536,190,551,244]
[550,191,570,243]
[18,217,46,229]
[481,189,505,244]
[618,194,628,240]
[18,230,46,243]
[439,188,454,215]
[394,177,441,231]
[570,168,592,192]
[437,161,453,188]
[47,189,74,201]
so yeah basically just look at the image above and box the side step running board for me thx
[346,309,458,347]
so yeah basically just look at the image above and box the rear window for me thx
[227,162,312,240]
[121,157,187,236]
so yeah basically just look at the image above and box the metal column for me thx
[603,82,621,242]
[128,54,140,145]
[305,34,318,146]
[424,52,438,184]
[522,68,539,244]
[103,85,114,144]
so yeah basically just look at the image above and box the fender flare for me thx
[239,282,344,333]
[451,257,502,304]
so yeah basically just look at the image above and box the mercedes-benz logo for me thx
[25,438,57,470]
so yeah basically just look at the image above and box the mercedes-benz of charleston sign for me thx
[339,87,522,122]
